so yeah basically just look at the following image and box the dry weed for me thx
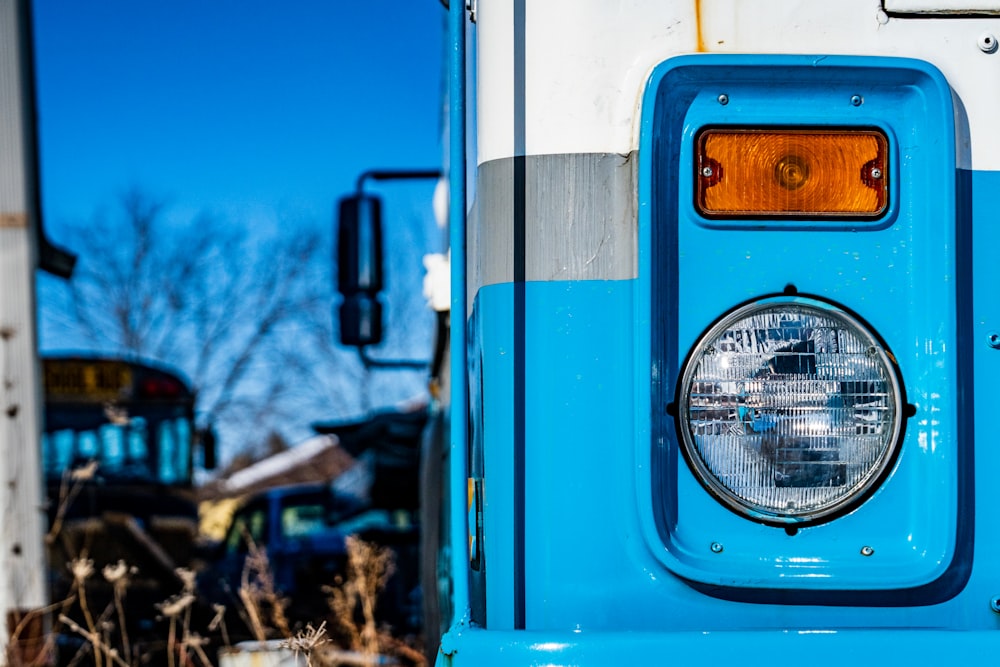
[236,529,292,641]
[280,622,329,666]
[29,457,425,667]
[102,560,137,660]
[67,557,102,667]
[46,462,98,547]
[207,603,231,648]
[57,615,129,667]
[324,536,395,659]
[156,566,212,667]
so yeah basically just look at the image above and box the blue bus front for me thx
[437,2,1000,664]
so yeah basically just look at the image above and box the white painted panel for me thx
[476,0,697,164]
[698,0,1000,169]
[475,0,1000,170]
[476,0,516,167]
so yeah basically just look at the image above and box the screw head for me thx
[979,32,998,54]
[988,332,1000,349]
[717,93,729,106]
[860,545,874,557]
[701,166,714,178]
[850,95,863,107]
[710,542,724,554]
[991,596,1000,613]
[871,167,883,180]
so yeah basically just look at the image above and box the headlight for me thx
[677,296,904,526]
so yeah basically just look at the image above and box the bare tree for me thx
[42,188,337,460]
[39,187,440,464]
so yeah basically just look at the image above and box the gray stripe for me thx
[0,0,29,221]
[470,152,637,300]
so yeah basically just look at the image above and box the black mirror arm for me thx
[358,346,430,371]
[355,169,443,194]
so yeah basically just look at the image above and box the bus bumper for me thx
[436,626,999,665]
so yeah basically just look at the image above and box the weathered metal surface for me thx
[0,0,51,640]
[471,152,636,306]
[0,213,27,228]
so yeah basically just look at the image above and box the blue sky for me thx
[32,0,445,228]
[31,1,448,457]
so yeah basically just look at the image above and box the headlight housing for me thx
[676,296,905,526]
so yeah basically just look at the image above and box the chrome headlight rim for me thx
[674,293,907,527]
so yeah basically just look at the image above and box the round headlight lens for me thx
[677,297,904,525]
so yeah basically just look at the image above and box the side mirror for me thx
[337,194,384,347]
[199,427,218,470]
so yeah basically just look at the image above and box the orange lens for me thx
[696,129,888,218]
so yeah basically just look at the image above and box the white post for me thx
[0,0,52,661]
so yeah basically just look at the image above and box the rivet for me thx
[991,596,1000,613]
[710,542,724,554]
[979,32,998,54]
[701,166,714,178]
[717,93,729,106]
[870,167,883,180]
[850,95,863,107]
[860,545,874,557]
[988,332,1000,349]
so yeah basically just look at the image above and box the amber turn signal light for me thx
[696,128,888,219]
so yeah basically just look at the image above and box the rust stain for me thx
[694,0,706,52]
[0,213,27,228]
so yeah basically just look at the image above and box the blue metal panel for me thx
[475,285,518,630]
[476,281,644,628]
[637,55,967,597]
[966,167,1000,617]
[520,281,638,629]
[472,278,979,634]
[454,68,1000,667]
[437,627,1000,666]
[447,0,470,629]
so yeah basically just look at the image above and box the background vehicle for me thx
[42,356,213,650]
[200,483,360,631]
[200,481,420,639]
[198,407,425,645]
